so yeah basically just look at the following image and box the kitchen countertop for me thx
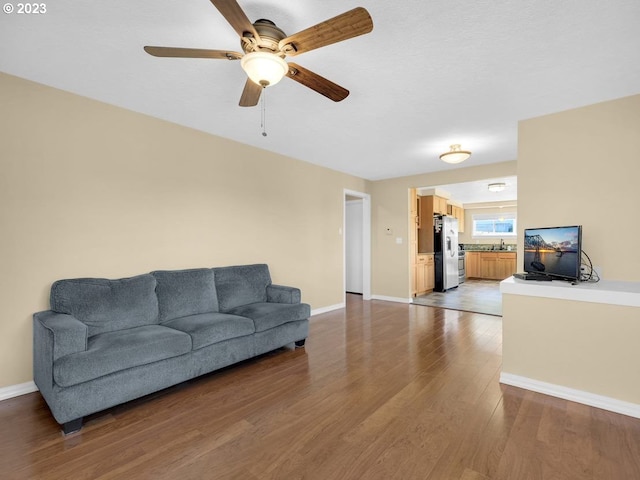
[417,250,517,254]
[461,243,516,252]
[462,249,516,252]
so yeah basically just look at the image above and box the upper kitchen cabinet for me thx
[421,195,448,216]
[417,195,445,252]
[418,194,466,252]
[447,204,465,233]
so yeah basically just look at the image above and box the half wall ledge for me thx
[500,276,640,307]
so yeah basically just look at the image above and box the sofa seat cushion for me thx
[53,325,191,388]
[227,302,310,333]
[163,312,255,350]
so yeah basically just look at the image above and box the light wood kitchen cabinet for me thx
[410,190,449,295]
[480,253,498,279]
[425,254,435,290]
[415,254,435,295]
[421,195,447,216]
[496,252,517,279]
[410,188,420,295]
[411,189,420,230]
[417,195,447,253]
[416,257,426,293]
[410,188,418,216]
[447,204,465,233]
[465,251,480,278]
[410,190,418,248]
[465,251,516,280]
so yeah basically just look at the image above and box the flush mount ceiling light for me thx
[439,144,471,164]
[240,52,289,87]
[488,182,506,192]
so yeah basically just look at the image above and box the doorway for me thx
[343,189,371,302]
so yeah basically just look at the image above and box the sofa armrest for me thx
[266,284,301,304]
[33,311,88,361]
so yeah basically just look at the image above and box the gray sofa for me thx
[33,264,310,434]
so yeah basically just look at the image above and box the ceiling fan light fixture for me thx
[439,144,471,164]
[241,52,288,87]
[488,182,506,192]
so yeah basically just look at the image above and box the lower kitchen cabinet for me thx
[480,253,498,279]
[415,253,435,295]
[466,251,516,280]
[497,252,517,279]
[466,252,480,278]
[425,255,435,290]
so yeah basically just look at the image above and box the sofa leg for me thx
[62,418,83,435]
[295,339,306,348]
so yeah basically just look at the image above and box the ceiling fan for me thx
[144,0,374,107]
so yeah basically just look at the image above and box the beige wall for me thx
[503,94,640,403]
[517,94,640,281]
[503,294,640,403]
[0,73,368,387]
[370,161,518,299]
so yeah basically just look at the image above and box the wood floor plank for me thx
[2,295,640,479]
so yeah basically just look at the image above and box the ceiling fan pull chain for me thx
[261,86,267,137]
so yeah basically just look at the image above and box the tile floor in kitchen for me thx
[412,278,502,316]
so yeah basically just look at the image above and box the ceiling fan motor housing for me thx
[242,19,288,55]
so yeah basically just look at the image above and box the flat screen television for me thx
[523,225,582,281]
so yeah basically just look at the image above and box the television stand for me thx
[513,273,552,281]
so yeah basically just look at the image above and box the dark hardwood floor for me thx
[2,295,640,479]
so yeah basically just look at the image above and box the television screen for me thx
[523,225,582,281]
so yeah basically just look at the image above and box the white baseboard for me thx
[310,296,412,316]
[500,372,640,419]
[311,303,345,317]
[371,295,412,304]
[0,381,38,402]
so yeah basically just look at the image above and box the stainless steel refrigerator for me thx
[434,215,459,292]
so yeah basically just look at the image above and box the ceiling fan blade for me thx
[279,7,373,56]
[239,78,263,107]
[144,46,242,60]
[209,0,261,42]
[286,63,349,102]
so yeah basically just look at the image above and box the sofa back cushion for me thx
[50,274,159,336]
[151,268,219,323]
[214,264,272,312]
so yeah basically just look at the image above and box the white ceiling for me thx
[419,176,517,205]
[1,1,639,181]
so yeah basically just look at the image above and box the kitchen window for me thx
[472,213,517,237]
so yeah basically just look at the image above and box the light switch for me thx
[396,237,403,244]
